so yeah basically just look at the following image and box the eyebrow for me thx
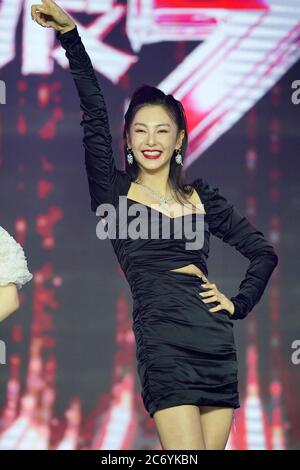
[134,123,171,127]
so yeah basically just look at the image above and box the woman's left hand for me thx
[199,281,235,316]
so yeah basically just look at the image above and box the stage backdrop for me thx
[0,0,300,450]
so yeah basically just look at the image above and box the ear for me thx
[126,132,131,149]
[176,129,185,149]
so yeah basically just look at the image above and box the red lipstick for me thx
[142,150,163,160]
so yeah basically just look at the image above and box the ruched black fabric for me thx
[57,26,278,418]
[132,269,239,417]
[192,178,279,321]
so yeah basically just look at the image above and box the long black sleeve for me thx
[193,178,278,321]
[56,26,130,212]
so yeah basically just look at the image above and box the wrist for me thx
[59,24,76,35]
[229,296,248,320]
[227,300,235,316]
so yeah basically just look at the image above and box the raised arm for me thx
[193,178,279,321]
[31,1,130,212]
[56,26,130,211]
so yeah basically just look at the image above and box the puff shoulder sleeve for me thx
[0,227,33,290]
[193,178,279,320]
[56,26,130,212]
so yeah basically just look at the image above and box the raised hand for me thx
[31,0,76,34]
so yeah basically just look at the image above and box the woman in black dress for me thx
[31,1,278,450]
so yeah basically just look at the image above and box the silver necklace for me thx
[135,180,174,206]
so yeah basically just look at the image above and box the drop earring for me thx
[175,148,183,166]
[127,147,134,165]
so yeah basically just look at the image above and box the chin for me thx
[140,156,171,168]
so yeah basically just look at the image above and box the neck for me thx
[136,166,172,196]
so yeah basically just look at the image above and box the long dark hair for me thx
[122,84,195,208]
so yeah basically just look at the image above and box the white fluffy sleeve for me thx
[0,226,33,290]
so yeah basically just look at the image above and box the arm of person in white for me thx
[0,226,33,322]
[0,284,20,322]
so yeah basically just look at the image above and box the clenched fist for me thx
[31,0,76,34]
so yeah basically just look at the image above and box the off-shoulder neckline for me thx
[125,197,206,220]
[122,179,206,220]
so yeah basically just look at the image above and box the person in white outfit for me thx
[0,226,33,322]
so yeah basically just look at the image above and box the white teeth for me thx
[143,151,162,156]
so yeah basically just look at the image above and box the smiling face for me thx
[126,104,185,172]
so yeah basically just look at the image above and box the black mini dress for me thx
[56,27,278,419]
